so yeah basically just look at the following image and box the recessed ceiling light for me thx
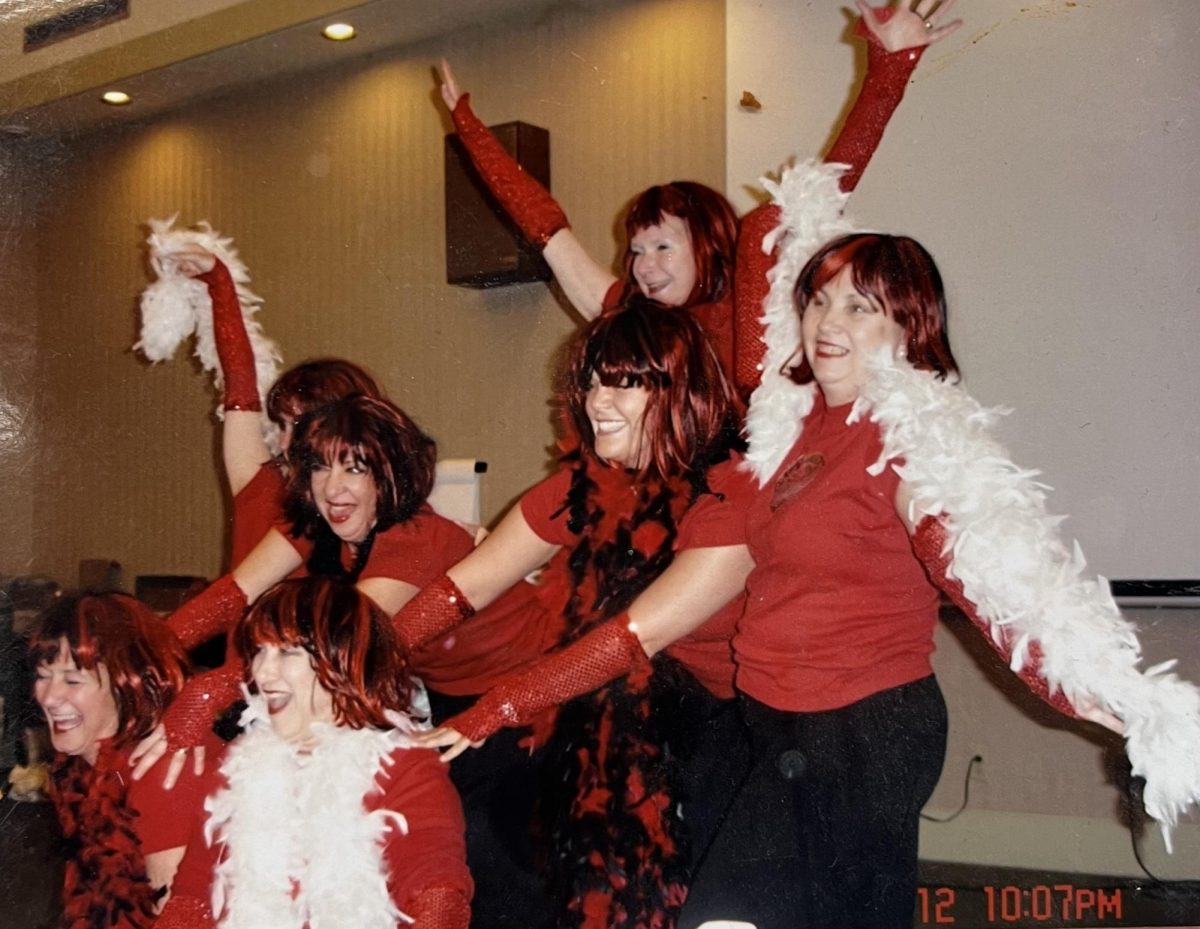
[322,23,356,41]
[102,91,131,105]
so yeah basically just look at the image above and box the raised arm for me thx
[438,60,618,319]
[414,543,754,760]
[150,246,275,494]
[828,0,961,192]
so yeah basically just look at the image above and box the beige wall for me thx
[20,0,724,585]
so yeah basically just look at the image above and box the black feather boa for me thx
[50,742,163,929]
[536,441,731,929]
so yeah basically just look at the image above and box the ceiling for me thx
[0,0,585,138]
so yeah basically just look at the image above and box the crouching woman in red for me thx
[32,593,204,929]
[159,576,472,929]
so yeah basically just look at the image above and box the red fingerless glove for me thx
[197,258,261,411]
[406,884,471,929]
[825,15,925,193]
[163,661,244,751]
[167,574,248,651]
[393,575,475,652]
[446,617,648,743]
[451,94,569,248]
[912,516,1079,718]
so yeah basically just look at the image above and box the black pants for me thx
[681,676,948,929]
[428,689,555,929]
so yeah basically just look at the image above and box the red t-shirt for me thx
[279,507,554,696]
[735,393,938,712]
[518,458,749,699]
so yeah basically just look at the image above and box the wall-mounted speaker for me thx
[444,121,552,288]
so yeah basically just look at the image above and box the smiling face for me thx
[629,214,697,307]
[585,377,652,469]
[34,643,120,765]
[310,449,379,545]
[801,265,905,406]
[251,643,335,744]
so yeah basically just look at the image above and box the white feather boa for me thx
[741,159,855,484]
[136,217,282,452]
[205,697,419,928]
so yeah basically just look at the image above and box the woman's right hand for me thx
[129,724,207,788]
[438,58,462,111]
[154,247,217,279]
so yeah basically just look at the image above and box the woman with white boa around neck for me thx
[679,229,1200,929]
[156,576,472,929]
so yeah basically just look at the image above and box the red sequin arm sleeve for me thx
[162,661,245,751]
[407,885,472,929]
[450,94,569,248]
[196,259,260,411]
[166,574,247,651]
[912,516,1079,718]
[392,575,476,653]
[445,617,647,742]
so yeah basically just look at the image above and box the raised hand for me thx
[858,0,962,52]
[438,58,462,111]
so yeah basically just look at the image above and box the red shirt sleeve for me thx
[231,462,286,566]
[371,746,473,917]
[601,278,625,311]
[518,468,575,547]
[676,456,755,551]
[359,509,474,587]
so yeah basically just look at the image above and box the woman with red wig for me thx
[32,593,213,929]
[674,230,1199,928]
[140,228,386,564]
[435,0,960,395]
[392,297,755,929]
[157,577,472,929]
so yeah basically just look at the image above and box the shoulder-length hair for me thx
[565,296,735,482]
[283,395,436,538]
[232,577,409,729]
[30,593,188,748]
[790,232,960,384]
[266,358,383,428]
[619,181,739,307]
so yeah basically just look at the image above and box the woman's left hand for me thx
[858,0,962,52]
[411,725,484,763]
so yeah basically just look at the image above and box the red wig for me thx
[565,296,735,482]
[232,577,410,730]
[30,594,188,747]
[266,358,384,428]
[790,232,960,384]
[619,182,738,307]
[284,395,436,537]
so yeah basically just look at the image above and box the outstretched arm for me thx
[413,543,754,760]
[392,502,560,651]
[438,60,618,319]
[905,508,1122,733]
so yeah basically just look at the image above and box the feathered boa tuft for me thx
[741,159,854,483]
[136,216,282,452]
[205,695,419,928]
